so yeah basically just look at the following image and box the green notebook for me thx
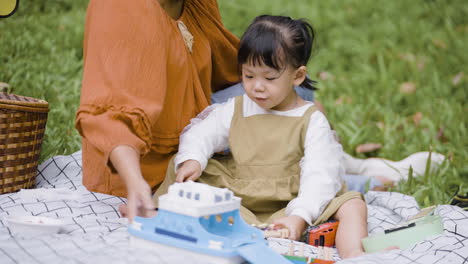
[362,213,444,253]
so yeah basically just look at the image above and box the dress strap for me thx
[303,104,318,118]
[232,95,244,119]
[299,105,319,149]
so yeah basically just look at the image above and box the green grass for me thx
[1,0,467,207]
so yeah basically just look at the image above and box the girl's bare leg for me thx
[333,198,368,259]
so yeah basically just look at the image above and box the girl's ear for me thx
[293,66,307,86]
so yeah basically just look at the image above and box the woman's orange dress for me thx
[75,0,239,197]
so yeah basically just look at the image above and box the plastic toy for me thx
[283,255,335,264]
[264,226,290,239]
[306,220,339,247]
[282,240,335,264]
[4,215,64,236]
[128,181,291,264]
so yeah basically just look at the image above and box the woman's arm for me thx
[76,0,170,220]
[109,145,155,221]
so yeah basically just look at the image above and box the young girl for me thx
[154,15,367,258]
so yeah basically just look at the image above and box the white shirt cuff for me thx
[289,208,313,226]
[174,154,208,173]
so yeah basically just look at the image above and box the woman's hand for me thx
[118,178,157,221]
[272,215,308,241]
[176,160,202,182]
[125,178,156,220]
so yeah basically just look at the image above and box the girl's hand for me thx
[176,160,202,182]
[272,215,308,241]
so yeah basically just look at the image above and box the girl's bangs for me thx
[238,26,285,70]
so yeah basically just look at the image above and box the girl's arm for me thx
[174,98,236,175]
[286,111,344,225]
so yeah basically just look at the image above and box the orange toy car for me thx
[306,220,339,247]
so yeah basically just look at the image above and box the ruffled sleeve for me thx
[75,0,169,161]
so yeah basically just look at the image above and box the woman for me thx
[76,0,239,221]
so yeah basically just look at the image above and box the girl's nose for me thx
[254,80,264,92]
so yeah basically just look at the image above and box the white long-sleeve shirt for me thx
[175,94,344,225]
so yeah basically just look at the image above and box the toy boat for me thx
[128,181,291,264]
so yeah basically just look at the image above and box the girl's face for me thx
[242,62,306,111]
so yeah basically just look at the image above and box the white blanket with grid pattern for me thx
[0,151,467,264]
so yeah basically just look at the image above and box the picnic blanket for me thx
[0,151,467,264]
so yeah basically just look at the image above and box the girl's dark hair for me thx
[238,15,317,90]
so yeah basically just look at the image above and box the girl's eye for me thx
[265,77,277,81]
[244,75,253,79]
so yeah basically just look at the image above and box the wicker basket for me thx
[0,86,49,194]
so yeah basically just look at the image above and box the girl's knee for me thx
[335,198,367,219]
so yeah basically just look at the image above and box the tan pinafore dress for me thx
[154,96,363,225]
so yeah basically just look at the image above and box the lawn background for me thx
[1,0,467,207]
